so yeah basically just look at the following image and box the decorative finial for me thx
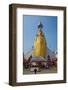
[38,21,43,28]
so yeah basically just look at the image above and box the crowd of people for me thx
[23,55,57,70]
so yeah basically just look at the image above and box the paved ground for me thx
[23,66,57,75]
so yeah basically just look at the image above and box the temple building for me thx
[23,21,57,73]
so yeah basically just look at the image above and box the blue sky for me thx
[23,15,57,53]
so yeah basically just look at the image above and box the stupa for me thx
[24,22,56,61]
[33,21,46,58]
